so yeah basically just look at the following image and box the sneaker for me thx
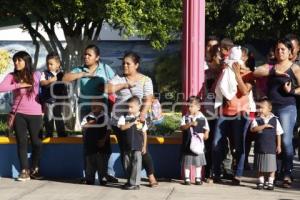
[256,183,263,190]
[123,184,140,190]
[106,174,118,183]
[17,169,30,181]
[30,168,43,180]
[195,178,203,185]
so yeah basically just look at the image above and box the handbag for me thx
[7,95,24,129]
[103,64,116,112]
[189,126,204,155]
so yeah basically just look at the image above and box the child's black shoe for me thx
[256,183,263,190]
[195,178,202,185]
[184,178,191,185]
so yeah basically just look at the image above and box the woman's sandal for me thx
[282,179,292,188]
[149,181,159,187]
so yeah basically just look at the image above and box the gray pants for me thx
[123,151,142,186]
[85,153,108,184]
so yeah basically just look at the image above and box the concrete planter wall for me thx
[0,135,182,179]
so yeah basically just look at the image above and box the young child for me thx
[250,98,283,190]
[81,98,111,185]
[147,96,164,126]
[40,52,67,137]
[180,96,210,185]
[118,96,147,190]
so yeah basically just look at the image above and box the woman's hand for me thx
[232,62,241,76]
[127,79,136,88]
[283,81,292,93]
[81,71,94,78]
[275,70,289,77]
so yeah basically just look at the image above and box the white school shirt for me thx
[251,113,284,135]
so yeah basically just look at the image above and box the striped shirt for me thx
[109,74,153,126]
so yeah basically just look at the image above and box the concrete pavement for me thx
[1,172,300,200]
[1,154,300,200]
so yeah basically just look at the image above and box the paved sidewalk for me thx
[1,173,300,200]
[1,155,300,200]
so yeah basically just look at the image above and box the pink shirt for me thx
[0,72,42,115]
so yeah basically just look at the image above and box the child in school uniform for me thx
[81,99,111,185]
[180,96,210,185]
[250,98,283,190]
[40,52,67,137]
[118,96,147,190]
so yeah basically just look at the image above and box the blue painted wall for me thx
[0,143,181,179]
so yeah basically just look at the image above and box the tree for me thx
[206,0,300,43]
[0,0,183,70]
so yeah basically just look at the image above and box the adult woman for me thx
[212,50,253,185]
[63,44,115,120]
[0,51,43,181]
[63,44,118,182]
[107,51,158,187]
[254,38,300,188]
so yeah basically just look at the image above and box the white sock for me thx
[258,176,264,184]
[268,177,274,184]
[196,167,202,179]
[184,169,190,180]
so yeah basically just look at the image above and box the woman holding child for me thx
[212,46,254,185]
[107,51,158,187]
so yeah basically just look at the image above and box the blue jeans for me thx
[212,115,249,177]
[273,104,296,178]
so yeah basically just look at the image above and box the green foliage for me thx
[0,0,183,71]
[106,0,182,50]
[154,51,182,101]
[206,0,300,42]
[148,112,181,136]
[0,114,8,135]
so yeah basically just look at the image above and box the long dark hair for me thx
[12,51,34,94]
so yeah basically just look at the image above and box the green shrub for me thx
[148,112,181,136]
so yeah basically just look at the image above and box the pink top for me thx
[0,72,42,115]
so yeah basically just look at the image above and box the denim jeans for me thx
[212,115,249,177]
[273,104,296,178]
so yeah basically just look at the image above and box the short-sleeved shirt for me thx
[71,63,115,103]
[81,111,112,130]
[117,113,147,151]
[251,113,283,135]
[110,74,153,125]
[180,112,209,154]
[222,71,254,116]
[180,112,210,131]
[81,111,112,155]
[117,114,148,133]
